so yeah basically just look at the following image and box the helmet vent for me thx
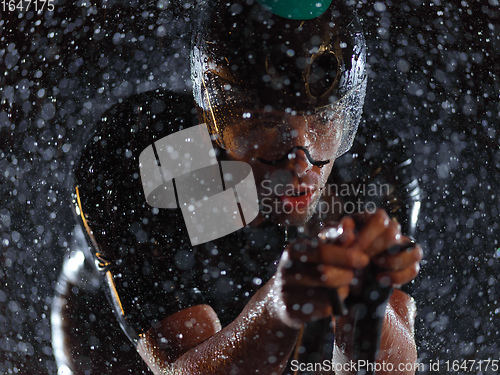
[306,50,340,99]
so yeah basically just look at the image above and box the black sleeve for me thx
[72,91,208,343]
[72,90,285,343]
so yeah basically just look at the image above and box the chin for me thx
[263,198,320,227]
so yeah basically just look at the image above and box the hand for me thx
[271,209,422,328]
[347,209,422,289]
[272,216,369,328]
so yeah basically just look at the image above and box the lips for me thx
[260,167,322,214]
[279,186,317,211]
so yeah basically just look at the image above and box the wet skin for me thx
[137,112,423,375]
[223,110,341,226]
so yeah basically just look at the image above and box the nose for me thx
[286,147,313,177]
[278,117,314,177]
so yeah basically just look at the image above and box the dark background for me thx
[1,0,499,374]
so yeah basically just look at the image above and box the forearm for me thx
[333,290,417,375]
[138,277,300,375]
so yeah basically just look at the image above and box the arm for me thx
[333,289,418,375]
[331,211,421,375]
[137,276,301,375]
[278,210,421,374]
[137,210,421,375]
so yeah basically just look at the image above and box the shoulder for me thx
[73,90,197,261]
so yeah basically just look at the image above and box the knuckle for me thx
[374,209,389,225]
[414,246,424,261]
[400,264,420,284]
[388,219,401,235]
[340,216,355,228]
[384,224,401,244]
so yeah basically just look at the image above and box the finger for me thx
[319,242,370,268]
[351,209,391,255]
[283,264,354,288]
[358,214,403,257]
[377,262,421,287]
[373,244,423,271]
[338,216,356,246]
[386,236,417,255]
[367,218,402,257]
[288,242,369,268]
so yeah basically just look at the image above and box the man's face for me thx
[222,109,342,226]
